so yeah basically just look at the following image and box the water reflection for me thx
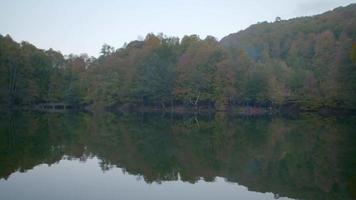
[0,112,355,200]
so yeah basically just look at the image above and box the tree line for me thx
[1,4,356,111]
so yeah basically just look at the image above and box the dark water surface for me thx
[0,112,355,200]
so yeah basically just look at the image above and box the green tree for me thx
[135,39,177,108]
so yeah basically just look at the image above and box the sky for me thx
[0,0,355,57]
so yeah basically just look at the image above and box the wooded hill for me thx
[1,4,356,111]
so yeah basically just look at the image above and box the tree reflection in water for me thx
[0,112,355,200]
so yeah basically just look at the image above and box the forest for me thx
[1,4,356,112]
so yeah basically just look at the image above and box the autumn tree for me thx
[134,38,178,108]
[352,43,356,64]
[174,36,228,108]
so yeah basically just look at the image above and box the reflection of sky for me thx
[0,0,355,56]
[0,157,293,200]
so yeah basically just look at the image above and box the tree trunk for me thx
[194,91,200,110]
[194,116,200,128]
[8,63,17,105]
[170,98,174,113]
[161,101,166,111]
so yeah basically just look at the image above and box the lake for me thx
[0,112,355,200]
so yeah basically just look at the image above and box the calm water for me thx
[0,112,355,200]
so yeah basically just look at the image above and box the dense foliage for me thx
[221,4,356,109]
[0,35,89,106]
[1,4,355,110]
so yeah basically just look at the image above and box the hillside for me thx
[1,4,356,111]
[220,4,356,109]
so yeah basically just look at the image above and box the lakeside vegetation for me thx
[1,4,356,112]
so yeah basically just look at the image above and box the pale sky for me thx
[0,0,355,57]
